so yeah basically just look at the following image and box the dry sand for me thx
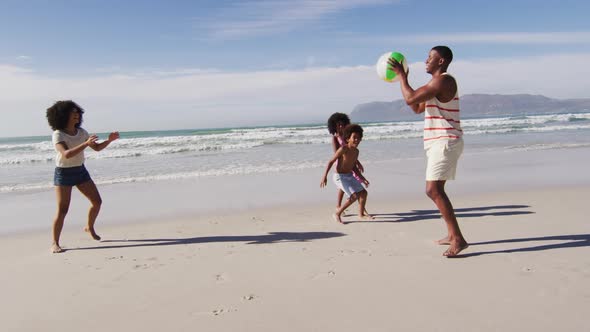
[1,185,589,331]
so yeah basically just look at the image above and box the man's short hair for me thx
[432,46,453,64]
[343,124,363,141]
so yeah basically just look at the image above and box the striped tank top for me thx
[423,73,463,149]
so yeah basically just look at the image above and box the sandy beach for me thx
[1,145,590,331]
[3,1,590,331]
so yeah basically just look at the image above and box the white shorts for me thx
[333,173,365,198]
[425,138,464,181]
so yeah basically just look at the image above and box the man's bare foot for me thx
[360,214,375,221]
[332,213,344,224]
[443,241,469,258]
[84,227,101,241]
[51,243,64,253]
[436,236,451,245]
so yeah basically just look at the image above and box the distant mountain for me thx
[350,94,590,122]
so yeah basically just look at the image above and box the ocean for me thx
[2,111,590,195]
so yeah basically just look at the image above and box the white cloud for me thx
[195,0,396,40]
[452,53,590,97]
[1,52,589,137]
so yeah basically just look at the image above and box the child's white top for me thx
[52,128,89,167]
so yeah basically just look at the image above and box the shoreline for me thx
[2,144,590,236]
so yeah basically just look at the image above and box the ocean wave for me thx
[0,141,53,153]
[0,156,54,165]
[0,182,53,194]
[505,142,590,151]
[466,123,590,135]
[3,112,590,166]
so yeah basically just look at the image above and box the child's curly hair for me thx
[343,124,363,141]
[46,100,84,131]
[327,112,351,135]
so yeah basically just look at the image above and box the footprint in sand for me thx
[215,273,230,283]
[242,294,256,301]
[212,308,237,316]
[311,270,336,280]
[338,249,356,256]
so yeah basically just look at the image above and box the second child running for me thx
[320,124,373,224]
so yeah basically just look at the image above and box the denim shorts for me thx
[54,165,92,186]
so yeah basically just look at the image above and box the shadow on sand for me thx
[460,234,590,258]
[66,231,346,252]
[362,204,586,258]
[355,204,534,223]
[349,204,587,258]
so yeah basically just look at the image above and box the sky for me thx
[1,0,589,137]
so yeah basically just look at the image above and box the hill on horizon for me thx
[349,94,590,122]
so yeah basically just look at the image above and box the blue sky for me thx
[1,0,589,136]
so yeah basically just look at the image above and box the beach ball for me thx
[376,51,408,82]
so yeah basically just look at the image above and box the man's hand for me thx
[387,58,408,78]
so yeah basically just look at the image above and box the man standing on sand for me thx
[388,46,468,257]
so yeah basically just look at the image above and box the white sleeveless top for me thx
[423,73,463,149]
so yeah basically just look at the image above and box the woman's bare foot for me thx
[332,213,344,224]
[436,236,451,245]
[51,243,64,253]
[443,241,469,258]
[84,227,101,241]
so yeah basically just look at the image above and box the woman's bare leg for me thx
[76,180,103,241]
[52,186,73,253]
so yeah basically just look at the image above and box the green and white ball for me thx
[376,51,408,82]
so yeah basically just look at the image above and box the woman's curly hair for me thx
[46,100,84,131]
[327,112,351,135]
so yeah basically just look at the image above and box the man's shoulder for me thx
[438,74,457,98]
[443,73,457,84]
[432,73,456,84]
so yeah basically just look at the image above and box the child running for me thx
[46,100,119,253]
[320,124,373,223]
[326,112,369,215]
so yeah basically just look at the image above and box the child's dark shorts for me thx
[54,165,92,186]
